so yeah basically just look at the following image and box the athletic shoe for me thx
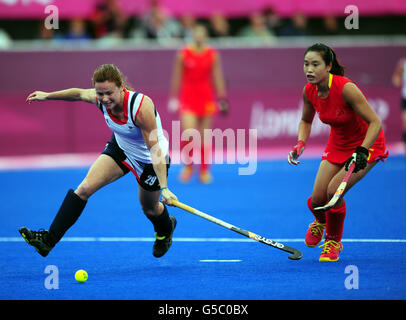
[19,227,53,257]
[179,165,193,183]
[153,215,177,258]
[319,240,343,262]
[304,220,326,247]
[199,170,213,184]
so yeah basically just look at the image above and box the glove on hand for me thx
[345,146,369,173]
[288,140,306,165]
[218,98,229,115]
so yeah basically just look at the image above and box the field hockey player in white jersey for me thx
[19,64,178,258]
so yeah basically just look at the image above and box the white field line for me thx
[200,260,242,262]
[1,237,406,243]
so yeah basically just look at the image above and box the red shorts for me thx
[321,138,389,164]
[180,99,218,117]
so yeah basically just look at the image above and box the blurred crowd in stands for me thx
[0,0,405,48]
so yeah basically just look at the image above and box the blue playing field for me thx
[0,156,405,301]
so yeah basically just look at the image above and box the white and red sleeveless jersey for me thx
[96,89,169,164]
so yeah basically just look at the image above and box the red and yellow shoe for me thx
[179,165,193,183]
[199,169,213,184]
[319,240,343,262]
[304,220,326,247]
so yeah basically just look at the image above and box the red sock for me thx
[325,201,347,242]
[307,196,326,223]
[200,143,211,172]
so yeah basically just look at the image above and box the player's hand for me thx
[161,187,178,206]
[218,98,229,116]
[345,146,369,173]
[26,91,48,103]
[167,98,179,113]
[288,140,306,165]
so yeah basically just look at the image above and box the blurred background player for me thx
[288,43,388,262]
[168,24,228,184]
[19,64,178,259]
[392,55,406,154]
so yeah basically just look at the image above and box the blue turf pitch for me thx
[0,157,405,300]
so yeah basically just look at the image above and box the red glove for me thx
[288,140,306,165]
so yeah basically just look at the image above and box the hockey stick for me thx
[314,161,356,212]
[172,200,302,260]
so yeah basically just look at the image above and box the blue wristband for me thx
[160,186,168,191]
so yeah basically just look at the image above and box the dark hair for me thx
[305,43,345,76]
[92,64,134,90]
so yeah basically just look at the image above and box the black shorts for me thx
[102,134,170,192]
[402,98,406,111]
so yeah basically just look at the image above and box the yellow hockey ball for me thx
[75,269,88,283]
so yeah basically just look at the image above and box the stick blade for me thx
[313,203,333,212]
[314,161,355,212]
[287,248,303,260]
[313,181,348,211]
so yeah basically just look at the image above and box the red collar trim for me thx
[106,89,129,125]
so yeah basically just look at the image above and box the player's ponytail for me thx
[92,64,134,91]
[305,43,345,76]
[329,48,345,76]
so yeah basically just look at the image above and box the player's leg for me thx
[179,111,199,182]
[138,186,176,257]
[311,160,343,208]
[327,160,377,205]
[50,154,125,242]
[319,160,377,262]
[19,154,125,257]
[323,161,377,242]
[304,160,341,247]
[75,154,125,199]
[198,115,213,184]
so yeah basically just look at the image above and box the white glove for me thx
[168,98,179,113]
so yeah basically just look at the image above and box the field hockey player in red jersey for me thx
[19,64,178,259]
[288,43,388,262]
[168,24,228,184]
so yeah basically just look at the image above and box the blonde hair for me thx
[92,64,134,90]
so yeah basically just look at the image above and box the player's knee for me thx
[75,181,94,201]
[308,195,325,209]
[141,201,162,217]
[326,184,338,201]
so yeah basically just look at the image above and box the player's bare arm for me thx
[288,87,315,165]
[167,52,183,112]
[212,53,227,98]
[212,52,229,114]
[26,88,96,104]
[392,59,404,87]
[137,96,178,204]
[169,52,183,98]
[298,86,316,142]
[342,82,382,149]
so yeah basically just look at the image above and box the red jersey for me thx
[179,45,218,116]
[305,74,388,164]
